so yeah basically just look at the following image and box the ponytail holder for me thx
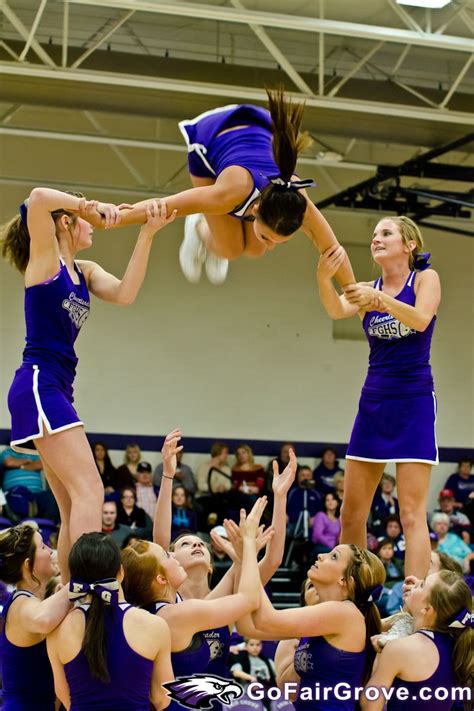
[367,584,384,603]
[268,176,315,191]
[69,578,119,606]
[19,201,28,226]
[448,608,474,630]
[413,252,431,271]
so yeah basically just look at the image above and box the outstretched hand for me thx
[240,496,268,540]
[161,428,183,478]
[317,245,346,280]
[140,199,177,238]
[272,448,297,497]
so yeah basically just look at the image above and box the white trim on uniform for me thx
[10,365,83,453]
[407,271,416,288]
[178,105,240,176]
[432,390,439,464]
[346,455,438,465]
[232,187,261,218]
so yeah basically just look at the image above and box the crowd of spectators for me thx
[0,440,473,588]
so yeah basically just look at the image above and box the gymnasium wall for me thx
[0,180,472,508]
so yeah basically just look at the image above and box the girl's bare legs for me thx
[39,460,72,581]
[35,427,104,553]
[396,462,432,578]
[339,460,386,548]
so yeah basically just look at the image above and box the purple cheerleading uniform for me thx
[294,635,366,710]
[179,104,279,219]
[347,271,438,464]
[8,259,90,453]
[0,590,55,710]
[144,599,211,709]
[387,630,456,710]
[203,624,232,678]
[65,603,153,711]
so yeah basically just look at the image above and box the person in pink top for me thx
[311,492,341,554]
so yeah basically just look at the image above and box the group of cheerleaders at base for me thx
[0,88,472,709]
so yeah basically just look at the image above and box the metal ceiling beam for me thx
[386,0,424,35]
[64,0,474,53]
[0,1,55,67]
[439,53,474,110]
[328,42,384,97]
[18,0,48,62]
[0,124,375,171]
[377,162,474,182]
[82,111,147,185]
[229,0,314,96]
[1,63,472,127]
[62,0,69,67]
[71,9,135,69]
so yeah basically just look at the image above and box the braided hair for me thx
[0,525,39,587]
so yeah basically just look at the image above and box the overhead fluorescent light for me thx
[396,1,452,8]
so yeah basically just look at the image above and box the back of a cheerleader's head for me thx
[0,525,37,585]
[429,570,473,688]
[121,540,164,607]
[1,190,85,274]
[69,533,122,684]
[257,88,313,237]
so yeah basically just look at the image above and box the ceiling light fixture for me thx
[396,1,452,8]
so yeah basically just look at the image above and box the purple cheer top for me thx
[362,271,436,395]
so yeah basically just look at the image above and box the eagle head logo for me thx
[163,675,243,709]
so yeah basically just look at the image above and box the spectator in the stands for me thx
[196,442,232,496]
[231,638,276,696]
[370,474,399,537]
[120,532,141,550]
[101,500,132,546]
[0,447,44,493]
[382,514,405,560]
[312,446,343,495]
[115,442,142,490]
[333,471,344,502]
[433,489,471,544]
[311,492,341,554]
[195,442,232,528]
[116,486,151,531]
[286,466,322,537]
[443,457,474,506]
[170,484,198,540]
[154,450,196,495]
[92,441,117,494]
[231,444,265,496]
[430,512,474,571]
[265,442,295,492]
[375,538,404,586]
[135,462,157,519]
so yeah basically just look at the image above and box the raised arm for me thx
[78,201,176,306]
[317,245,361,320]
[153,429,183,548]
[344,269,441,332]
[301,199,355,287]
[259,449,297,585]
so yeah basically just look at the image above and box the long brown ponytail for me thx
[257,88,313,236]
[68,533,121,683]
[345,545,386,685]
